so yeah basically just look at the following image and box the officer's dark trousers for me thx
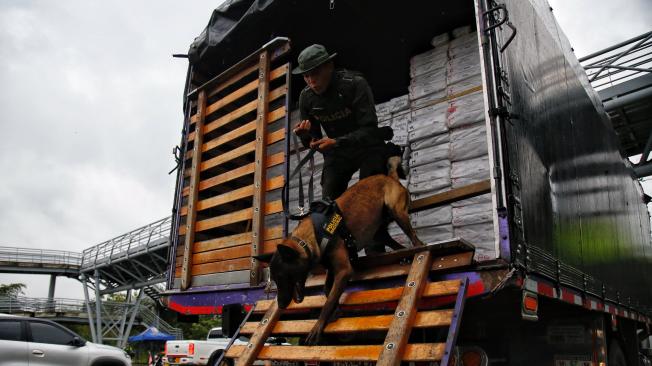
[321,144,389,254]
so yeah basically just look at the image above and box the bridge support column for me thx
[47,274,56,299]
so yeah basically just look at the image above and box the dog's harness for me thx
[309,199,358,263]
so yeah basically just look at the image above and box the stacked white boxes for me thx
[391,28,495,261]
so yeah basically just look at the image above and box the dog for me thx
[255,156,424,344]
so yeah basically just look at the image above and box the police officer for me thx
[293,44,397,254]
[292,44,392,201]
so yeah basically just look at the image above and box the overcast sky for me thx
[0,0,650,299]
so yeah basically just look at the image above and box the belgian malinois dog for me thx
[255,157,424,344]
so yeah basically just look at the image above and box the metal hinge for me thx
[483,2,518,53]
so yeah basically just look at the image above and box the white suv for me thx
[0,314,131,366]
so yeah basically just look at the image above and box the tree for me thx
[0,283,25,297]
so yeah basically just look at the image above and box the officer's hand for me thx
[293,120,311,137]
[310,138,337,152]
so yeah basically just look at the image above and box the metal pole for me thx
[121,290,144,348]
[94,270,103,344]
[81,274,98,343]
[118,290,132,346]
[48,274,57,311]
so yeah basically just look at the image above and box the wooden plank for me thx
[377,251,433,366]
[174,257,251,276]
[188,38,289,99]
[195,121,256,158]
[304,251,474,288]
[188,257,251,276]
[234,300,281,366]
[182,151,285,197]
[189,85,286,127]
[206,62,258,99]
[179,200,283,235]
[180,89,207,291]
[410,179,491,213]
[251,50,271,286]
[240,309,453,335]
[227,343,445,362]
[189,128,285,175]
[254,280,461,313]
[175,238,283,272]
[205,79,259,119]
[192,244,251,265]
[179,175,284,216]
[197,141,255,174]
[188,105,286,143]
[202,64,289,120]
[193,226,284,253]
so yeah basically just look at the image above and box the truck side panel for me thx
[494,0,652,307]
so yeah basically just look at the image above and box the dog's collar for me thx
[291,236,316,264]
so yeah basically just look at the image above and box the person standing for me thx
[292,44,400,253]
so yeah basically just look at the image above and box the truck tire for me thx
[208,350,232,366]
[608,340,627,366]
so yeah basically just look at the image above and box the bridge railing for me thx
[579,31,652,90]
[81,216,172,271]
[0,295,183,339]
[0,296,87,313]
[0,246,82,268]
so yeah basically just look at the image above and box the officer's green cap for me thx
[292,44,337,75]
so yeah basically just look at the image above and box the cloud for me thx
[0,0,218,298]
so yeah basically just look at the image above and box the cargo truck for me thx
[163,0,652,364]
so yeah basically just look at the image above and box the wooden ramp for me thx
[226,242,473,366]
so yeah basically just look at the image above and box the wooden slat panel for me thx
[189,128,285,175]
[410,179,491,213]
[240,310,453,335]
[201,64,289,121]
[174,238,284,273]
[191,98,256,125]
[178,200,283,235]
[180,175,284,216]
[227,343,445,362]
[206,63,258,99]
[193,244,251,265]
[205,63,287,103]
[193,226,284,253]
[188,105,286,143]
[196,121,256,158]
[377,252,433,366]
[254,280,460,313]
[175,239,281,280]
[197,141,255,174]
[205,79,259,120]
[182,151,285,197]
[174,257,251,276]
[189,85,286,130]
[180,89,207,291]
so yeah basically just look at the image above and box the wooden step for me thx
[253,279,461,313]
[240,309,453,335]
[227,343,445,362]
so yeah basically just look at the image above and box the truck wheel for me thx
[608,340,627,366]
[208,351,233,366]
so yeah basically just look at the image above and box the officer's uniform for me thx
[299,69,389,201]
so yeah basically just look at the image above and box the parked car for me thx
[165,327,290,366]
[0,314,131,366]
[165,327,245,366]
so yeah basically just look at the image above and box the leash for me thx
[282,133,316,220]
